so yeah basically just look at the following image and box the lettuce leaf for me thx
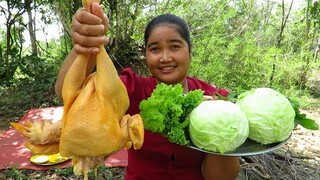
[139,83,204,145]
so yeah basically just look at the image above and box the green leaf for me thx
[226,92,239,103]
[295,118,319,130]
[295,112,307,120]
[288,98,319,130]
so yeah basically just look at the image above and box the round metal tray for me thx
[187,136,290,156]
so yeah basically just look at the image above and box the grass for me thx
[0,80,60,127]
[1,166,125,179]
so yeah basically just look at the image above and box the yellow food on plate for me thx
[30,155,49,164]
[48,153,69,163]
[30,153,69,165]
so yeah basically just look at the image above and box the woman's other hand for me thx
[71,2,109,55]
[202,154,240,180]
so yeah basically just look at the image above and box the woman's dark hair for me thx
[144,14,191,52]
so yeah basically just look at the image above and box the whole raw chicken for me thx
[59,0,144,178]
[10,0,144,179]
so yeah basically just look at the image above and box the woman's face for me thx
[145,24,190,85]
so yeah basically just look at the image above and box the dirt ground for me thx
[284,108,320,164]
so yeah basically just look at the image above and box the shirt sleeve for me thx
[119,68,137,96]
[216,87,229,97]
[119,68,156,115]
[187,77,229,97]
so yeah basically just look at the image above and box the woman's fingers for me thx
[72,19,105,36]
[91,3,109,34]
[73,8,105,36]
[73,33,108,55]
[74,44,99,55]
[72,33,108,55]
[71,2,110,55]
[91,3,105,19]
[75,8,102,25]
[72,30,107,46]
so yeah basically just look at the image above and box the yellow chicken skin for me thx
[59,0,144,178]
[60,44,144,179]
[10,120,61,155]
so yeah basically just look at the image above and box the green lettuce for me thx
[139,83,204,145]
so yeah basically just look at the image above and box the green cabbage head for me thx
[189,100,249,154]
[236,88,295,145]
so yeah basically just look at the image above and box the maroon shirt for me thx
[120,68,228,180]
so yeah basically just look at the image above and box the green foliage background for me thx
[0,0,320,112]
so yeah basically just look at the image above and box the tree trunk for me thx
[270,0,294,87]
[277,0,294,47]
[25,0,38,56]
[4,0,12,78]
[1,0,26,80]
[314,36,320,62]
[115,0,121,51]
[127,0,140,39]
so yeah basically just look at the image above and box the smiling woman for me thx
[55,5,241,178]
[145,24,191,86]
